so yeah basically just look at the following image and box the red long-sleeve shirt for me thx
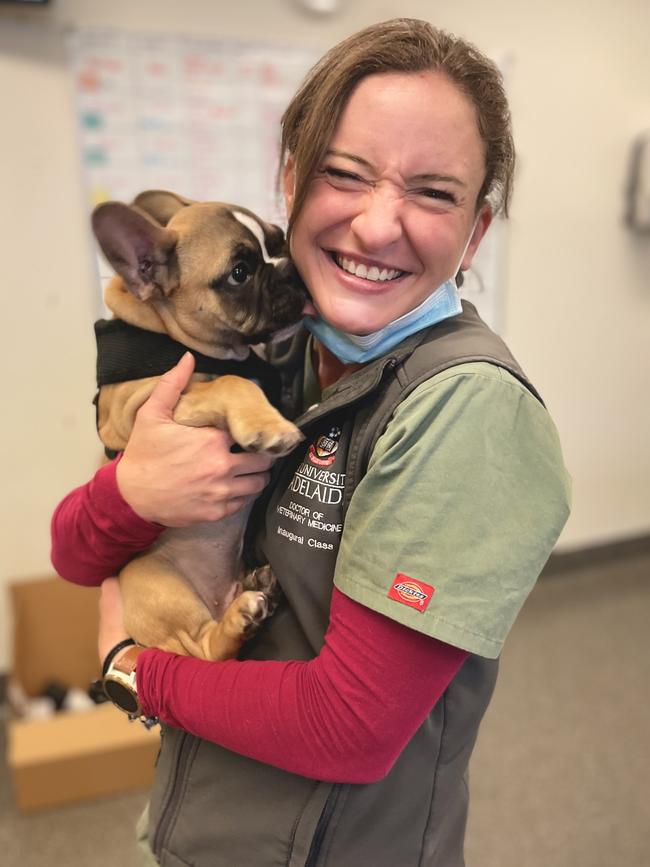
[51,460,467,783]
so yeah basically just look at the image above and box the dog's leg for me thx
[120,553,271,661]
[204,590,270,660]
[98,374,302,456]
[97,377,161,452]
[172,375,303,455]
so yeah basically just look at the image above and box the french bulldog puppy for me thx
[92,190,306,661]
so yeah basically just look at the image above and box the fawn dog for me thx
[92,190,306,660]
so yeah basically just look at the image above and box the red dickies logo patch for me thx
[388,574,435,612]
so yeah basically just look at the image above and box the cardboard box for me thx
[10,575,102,696]
[6,576,159,812]
[8,703,160,812]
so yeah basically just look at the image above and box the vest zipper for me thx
[152,732,196,861]
[304,783,343,867]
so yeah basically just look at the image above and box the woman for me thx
[52,19,570,867]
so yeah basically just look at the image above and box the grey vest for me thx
[148,302,542,867]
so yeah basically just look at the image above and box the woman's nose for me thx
[350,187,404,251]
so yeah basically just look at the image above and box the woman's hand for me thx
[98,577,129,666]
[116,353,275,527]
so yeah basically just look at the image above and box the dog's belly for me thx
[147,508,252,619]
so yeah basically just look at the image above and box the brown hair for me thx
[280,18,514,237]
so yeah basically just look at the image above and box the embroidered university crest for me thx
[308,426,341,467]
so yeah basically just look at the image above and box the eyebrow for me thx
[325,148,467,188]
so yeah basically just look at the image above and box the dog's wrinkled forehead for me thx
[231,211,284,265]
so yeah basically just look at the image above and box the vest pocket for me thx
[303,783,346,867]
[150,733,344,867]
[150,730,198,864]
[285,780,339,867]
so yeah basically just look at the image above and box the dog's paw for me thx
[242,564,277,595]
[242,565,280,617]
[233,414,304,457]
[235,590,270,636]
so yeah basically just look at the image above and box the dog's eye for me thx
[227,262,251,286]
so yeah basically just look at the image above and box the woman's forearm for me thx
[50,459,163,585]
[137,587,468,784]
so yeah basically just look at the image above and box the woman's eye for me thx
[415,188,457,206]
[320,166,367,189]
[227,262,251,286]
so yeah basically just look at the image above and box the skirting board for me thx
[542,532,650,577]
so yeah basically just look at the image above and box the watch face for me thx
[104,677,139,714]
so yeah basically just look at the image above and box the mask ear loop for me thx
[454,215,480,288]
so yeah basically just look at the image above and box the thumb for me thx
[144,352,195,419]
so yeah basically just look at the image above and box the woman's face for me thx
[285,71,492,335]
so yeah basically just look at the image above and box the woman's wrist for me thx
[114,454,164,525]
[95,458,165,532]
[102,637,136,676]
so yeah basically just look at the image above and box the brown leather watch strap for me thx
[111,644,146,675]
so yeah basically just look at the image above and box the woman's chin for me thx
[329,319,377,336]
[315,306,384,336]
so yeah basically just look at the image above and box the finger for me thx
[143,352,196,419]
[208,428,235,449]
[227,470,271,499]
[228,452,276,477]
[222,496,253,518]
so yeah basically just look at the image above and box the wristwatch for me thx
[103,643,146,717]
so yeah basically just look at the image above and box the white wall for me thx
[1,0,649,670]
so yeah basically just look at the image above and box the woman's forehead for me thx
[328,71,485,184]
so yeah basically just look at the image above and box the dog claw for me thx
[239,425,304,457]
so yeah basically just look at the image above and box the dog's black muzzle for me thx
[242,260,307,344]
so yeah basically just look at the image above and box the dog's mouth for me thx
[244,320,304,346]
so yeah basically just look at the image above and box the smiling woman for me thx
[51,18,570,867]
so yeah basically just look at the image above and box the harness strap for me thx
[94,318,283,459]
[95,318,281,401]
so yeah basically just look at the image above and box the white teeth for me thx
[336,255,402,282]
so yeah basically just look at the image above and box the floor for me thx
[464,550,650,867]
[2,551,649,867]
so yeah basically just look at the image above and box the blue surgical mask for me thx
[304,277,462,363]
[303,218,479,363]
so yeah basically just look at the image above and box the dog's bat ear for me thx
[132,190,195,226]
[92,202,179,301]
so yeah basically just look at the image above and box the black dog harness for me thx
[94,318,282,457]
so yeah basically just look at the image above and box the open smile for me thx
[329,251,408,284]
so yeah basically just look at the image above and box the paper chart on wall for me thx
[68,28,505,330]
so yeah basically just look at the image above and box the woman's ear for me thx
[283,156,296,215]
[460,203,493,272]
